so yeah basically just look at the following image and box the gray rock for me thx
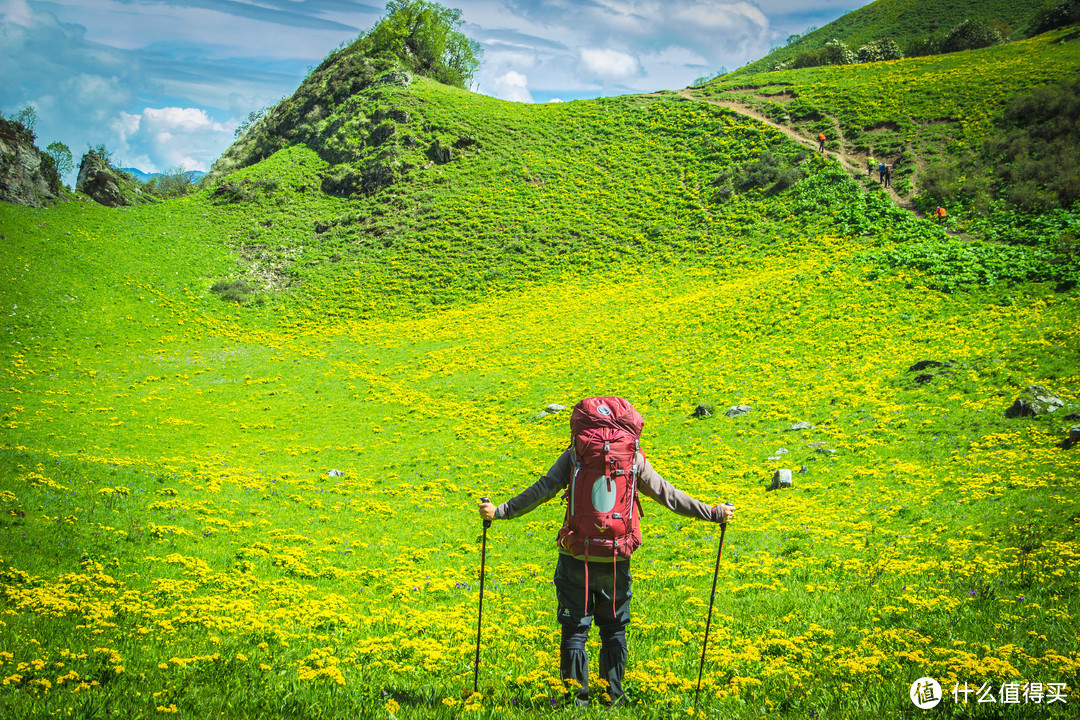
[769,468,793,490]
[725,404,752,418]
[0,117,58,208]
[327,469,345,477]
[1064,426,1080,449]
[535,403,566,420]
[76,151,142,207]
[361,162,395,194]
[372,71,412,88]
[1005,385,1064,418]
[368,122,396,146]
[429,139,453,164]
[786,421,814,431]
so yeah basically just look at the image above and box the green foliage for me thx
[790,38,855,69]
[5,105,38,138]
[210,278,257,304]
[910,19,1005,57]
[1026,0,1080,36]
[234,106,269,139]
[366,0,482,89]
[986,78,1080,210]
[44,141,74,177]
[713,151,808,198]
[741,0,1042,77]
[86,142,115,166]
[142,166,198,199]
[856,39,905,63]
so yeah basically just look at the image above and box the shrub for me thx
[210,279,255,304]
[939,20,1004,53]
[790,39,854,69]
[985,78,1080,210]
[856,39,905,63]
[1027,0,1080,36]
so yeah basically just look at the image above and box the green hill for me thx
[737,0,1071,76]
[1,3,1078,719]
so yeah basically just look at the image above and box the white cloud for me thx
[3,0,34,26]
[112,106,235,172]
[491,70,533,103]
[580,48,641,80]
[673,2,768,32]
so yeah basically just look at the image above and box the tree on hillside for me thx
[45,141,74,177]
[366,0,482,88]
[5,106,38,139]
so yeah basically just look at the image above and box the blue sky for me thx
[1,0,872,178]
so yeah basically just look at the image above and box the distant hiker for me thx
[477,397,736,708]
[933,206,947,222]
[867,156,875,176]
[818,133,826,152]
[878,162,886,184]
[883,164,892,188]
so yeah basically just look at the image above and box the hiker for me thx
[477,397,735,708]
[878,162,886,184]
[867,156,875,176]
[818,132,826,152]
[883,164,892,188]
[933,206,947,222]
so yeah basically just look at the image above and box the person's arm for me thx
[478,448,573,522]
[636,455,734,523]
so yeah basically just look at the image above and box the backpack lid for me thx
[570,397,643,439]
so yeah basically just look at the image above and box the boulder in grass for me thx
[691,403,714,418]
[1063,426,1080,449]
[535,403,565,420]
[786,421,814,431]
[327,469,345,477]
[769,468,793,490]
[725,404,752,418]
[1004,385,1064,418]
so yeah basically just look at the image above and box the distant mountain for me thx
[119,167,206,183]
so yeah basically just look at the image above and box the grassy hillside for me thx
[1,20,1079,720]
[695,28,1080,209]
[738,0,1059,77]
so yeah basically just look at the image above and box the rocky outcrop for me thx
[0,117,59,208]
[75,152,151,207]
[76,152,127,207]
[1004,385,1064,418]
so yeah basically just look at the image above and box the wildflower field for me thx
[2,36,1079,720]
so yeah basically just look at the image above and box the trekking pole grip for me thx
[481,496,492,529]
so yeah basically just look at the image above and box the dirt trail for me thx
[674,88,915,211]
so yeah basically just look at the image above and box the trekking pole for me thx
[473,497,492,693]
[694,502,735,715]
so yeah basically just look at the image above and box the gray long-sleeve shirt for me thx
[495,448,719,557]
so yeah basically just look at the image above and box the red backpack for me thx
[556,397,644,560]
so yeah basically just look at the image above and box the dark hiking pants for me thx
[553,553,632,705]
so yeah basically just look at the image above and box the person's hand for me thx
[714,503,735,524]
[478,499,496,523]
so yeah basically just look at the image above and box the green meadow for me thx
[1,24,1079,720]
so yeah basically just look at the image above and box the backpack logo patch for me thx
[596,404,611,416]
[591,476,617,513]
